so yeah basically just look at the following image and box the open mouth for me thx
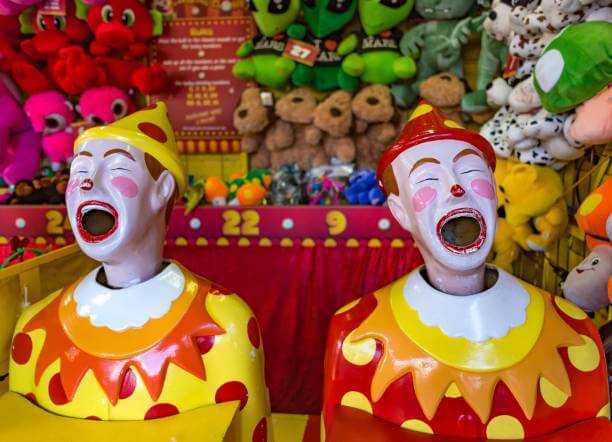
[436,208,486,254]
[76,201,118,243]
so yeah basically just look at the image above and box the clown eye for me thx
[303,0,315,7]
[111,99,128,119]
[247,0,258,11]
[417,177,438,184]
[380,0,407,8]
[461,169,482,174]
[121,9,135,26]
[268,0,290,14]
[101,5,113,22]
[326,0,352,13]
[36,14,46,30]
[53,16,66,30]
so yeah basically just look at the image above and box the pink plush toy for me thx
[24,90,76,171]
[78,86,131,126]
[0,75,40,192]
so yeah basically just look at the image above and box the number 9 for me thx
[326,210,347,235]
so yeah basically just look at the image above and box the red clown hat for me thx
[377,101,496,193]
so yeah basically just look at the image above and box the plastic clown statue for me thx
[4,103,272,441]
[322,103,610,439]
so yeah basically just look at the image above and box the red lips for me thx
[76,200,118,243]
[436,208,486,255]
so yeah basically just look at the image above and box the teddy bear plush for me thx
[78,86,132,126]
[233,87,272,170]
[267,87,329,170]
[313,89,355,164]
[351,84,399,169]
[24,90,76,171]
[419,73,466,124]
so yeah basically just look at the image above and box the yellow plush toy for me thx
[500,163,568,252]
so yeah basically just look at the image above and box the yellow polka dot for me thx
[336,299,360,315]
[302,238,315,247]
[486,415,525,439]
[324,238,337,247]
[409,104,433,121]
[238,238,250,247]
[554,297,587,320]
[597,403,610,418]
[196,237,208,246]
[568,335,600,372]
[401,419,433,434]
[259,238,271,247]
[444,119,463,129]
[391,239,404,248]
[368,239,381,248]
[216,237,229,246]
[280,238,293,247]
[579,193,603,217]
[342,331,376,366]
[444,383,462,398]
[539,377,568,408]
[340,391,372,414]
[346,239,359,248]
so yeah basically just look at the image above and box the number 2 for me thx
[290,44,311,59]
[222,210,260,236]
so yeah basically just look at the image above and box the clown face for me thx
[66,138,175,263]
[388,139,497,271]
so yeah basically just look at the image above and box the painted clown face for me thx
[66,138,175,262]
[388,139,497,271]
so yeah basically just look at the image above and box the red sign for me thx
[283,39,320,67]
[150,17,255,141]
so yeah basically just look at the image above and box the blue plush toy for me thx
[344,169,386,205]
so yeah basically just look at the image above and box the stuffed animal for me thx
[268,163,306,205]
[534,21,612,146]
[0,75,40,192]
[267,87,329,170]
[344,168,386,205]
[24,90,76,171]
[313,89,355,164]
[562,245,612,312]
[287,0,359,91]
[225,170,271,205]
[419,72,466,124]
[78,86,131,126]
[204,176,229,206]
[232,0,300,89]
[7,171,70,205]
[233,87,272,169]
[351,84,399,169]
[575,178,611,251]
[399,0,484,106]
[337,0,416,101]
[499,162,568,252]
[306,166,348,205]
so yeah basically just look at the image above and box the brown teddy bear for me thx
[267,88,329,171]
[233,87,272,169]
[419,73,466,124]
[313,90,355,165]
[351,84,399,169]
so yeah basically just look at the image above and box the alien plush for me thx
[336,0,416,98]
[233,0,300,89]
[287,0,359,91]
[399,0,484,106]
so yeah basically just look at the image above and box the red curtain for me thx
[165,240,422,414]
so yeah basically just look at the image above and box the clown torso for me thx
[322,266,609,439]
[9,261,271,441]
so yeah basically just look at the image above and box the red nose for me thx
[450,184,465,197]
[80,179,94,191]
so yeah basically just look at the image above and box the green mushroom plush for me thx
[336,0,417,95]
[534,21,612,146]
[232,0,301,89]
[287,0,360,91]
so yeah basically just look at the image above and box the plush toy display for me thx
[344,168,385,205]
[419,72,466,124]
[7,170,69,204]
[268,163,306,205]
[77,86,131,126]
[233,87,272,169]
[398,0,483,106]
[313,89,355,164]
[490,157,520,271]
[337,0,416,100]
[24,90,76,171]
[575,178,612,251]
[233,0,300,89]
[0,75,40,190]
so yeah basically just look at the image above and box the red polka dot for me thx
[24,392,37,405]
[247,318,260,349]
[195,335,215,355]
[86,416,101,420]
[119,368,136,399]
[144,403,179,420]
[252,417,268,442]
[137,122,167,143]
[215,381,248,410]
[210,283,232,296]
[48,373,69,405]
[12,333,32,365]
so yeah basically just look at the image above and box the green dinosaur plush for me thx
[337,0,416,93]
[232,0,301,89]
[398,0,484,107]
[288,0,359,91]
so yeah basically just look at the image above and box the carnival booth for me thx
[0,0,611,440]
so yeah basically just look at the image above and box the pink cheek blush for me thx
[66,179,80,197]
[111,176,139,198]
[412,187,437,212]
[471,179,495,200]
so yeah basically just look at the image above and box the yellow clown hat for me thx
[74,102,187,195]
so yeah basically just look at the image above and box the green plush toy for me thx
[337,0,417,95]
[232,0,301,89]
[288,0,360,91]
[399,0,484,107]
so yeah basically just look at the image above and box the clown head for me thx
[378,103,497,275]
[66,102,186,279]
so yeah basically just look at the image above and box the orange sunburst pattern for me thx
[22,279,225,405]
[352,290,583,423]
